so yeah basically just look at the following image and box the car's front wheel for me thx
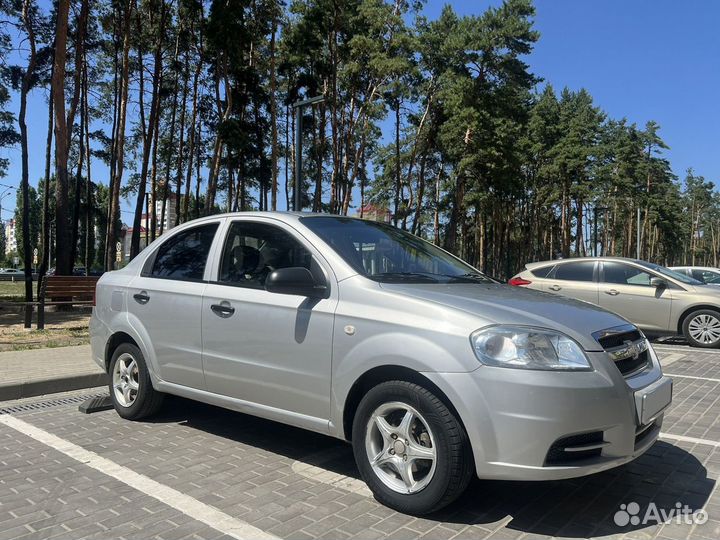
[109,343,164,419]
[683,309,720,348]
[351,381,473,515]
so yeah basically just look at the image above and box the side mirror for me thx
[650,277,667,288]
[265,267,327,298]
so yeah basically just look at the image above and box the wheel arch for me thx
[677,304,720,334]
[104,331,140,372]
[341,365,467,443]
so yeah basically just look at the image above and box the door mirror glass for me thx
[265,267,327,298]
[650,277,667,288]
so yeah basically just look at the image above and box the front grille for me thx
[614,349,650,376]
[545,431,605,465]
[596,327,643,349]
[593,325,651,377]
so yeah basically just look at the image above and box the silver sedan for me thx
[91,214,671,514]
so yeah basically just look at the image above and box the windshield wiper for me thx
[445,272,493,283]
[372,272,440,283]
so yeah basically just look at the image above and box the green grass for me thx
[0,281,25,299]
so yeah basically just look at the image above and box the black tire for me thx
[108,343,164,420]
[351,380,473,515]
[682,309,720,348]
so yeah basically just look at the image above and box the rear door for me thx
[544,260,599,305]
[127,221,222,388]
[597,261,672,332]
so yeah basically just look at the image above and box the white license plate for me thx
[635,377,673,426]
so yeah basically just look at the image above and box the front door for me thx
[201,219,337,424]
[598,261,672,333]
[127,221,220,388]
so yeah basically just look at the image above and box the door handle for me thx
[548,285,562,291]
[604,289,620,296]
[133,291,150,304]
[211,302,235,318]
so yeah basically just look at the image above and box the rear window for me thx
[150,223,219,281]
[530,265,555,278]
[552,261,595,282]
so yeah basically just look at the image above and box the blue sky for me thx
[1,0,719,220]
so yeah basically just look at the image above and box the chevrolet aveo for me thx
[90,213,673,514]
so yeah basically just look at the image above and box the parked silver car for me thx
[91,214,672,514]
[512,257,720,348]
[670,266,720,286]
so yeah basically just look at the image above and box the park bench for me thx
[38,275,99,330]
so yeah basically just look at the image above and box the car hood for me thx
[379,282,631,352]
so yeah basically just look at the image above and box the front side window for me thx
[551,261,595,282]
[150,223,219,281]
[602,262,654,286]
[635,261,702,285]
[300,216,491,284]
[218,221,313,289]
[693,269,720,284]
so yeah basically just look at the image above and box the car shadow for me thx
[147,397,713,538]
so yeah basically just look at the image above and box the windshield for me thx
[637,261,704,285]
[301,216,492,283]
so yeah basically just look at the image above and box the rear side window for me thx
[530,265,555,278]
[150,223,219,281]
[552,261,595,282]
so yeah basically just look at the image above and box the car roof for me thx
[525,256,645,269]
[182,211,361,221]
[670,266,719,271]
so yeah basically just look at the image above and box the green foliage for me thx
[13,186,40,263]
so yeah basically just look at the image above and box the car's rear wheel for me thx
[351,380,473,515]
[109,343,164,419]
[683,309,720,348]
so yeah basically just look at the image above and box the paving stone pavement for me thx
[0,345,105,400]
[1,344,720,540]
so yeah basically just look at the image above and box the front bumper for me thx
[425,346,671,481]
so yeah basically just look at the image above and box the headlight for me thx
[470,326,591,371]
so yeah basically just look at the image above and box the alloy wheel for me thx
[688,313,720,345]
[112,352,140,407]
[364,401,437,494]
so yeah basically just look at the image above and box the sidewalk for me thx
[0,344,106,401]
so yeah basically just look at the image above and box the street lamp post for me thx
[0,187,16,258]
[0,186,14,222]
[292,95,325,212]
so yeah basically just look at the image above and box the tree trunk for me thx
[105,1,132,270]
[52,0,72,275]
[69,65,85,270]
[19,0,37,326]
[83,56,93,274]
[131,1,165,258]
[38,51,54,298]
[269,14,278,211]
[183,55,203,222]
